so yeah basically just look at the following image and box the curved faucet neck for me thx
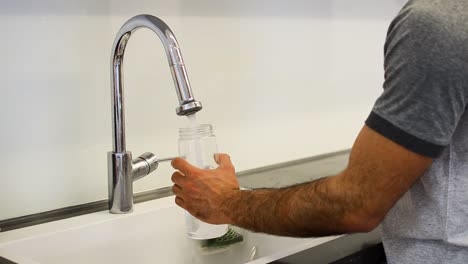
[110,14,202,153]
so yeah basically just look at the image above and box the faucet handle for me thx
[156,156,178,163]
[138,153,178,170]
[132,153,178,181]
[139,152,158,171]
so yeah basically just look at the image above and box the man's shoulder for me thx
[393,0,468,33]
[385,0,468,66]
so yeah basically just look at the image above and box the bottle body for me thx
[178,124,228,240]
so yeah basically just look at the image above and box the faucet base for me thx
[108,152,134,214]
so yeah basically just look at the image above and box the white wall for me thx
[0,0,404,220]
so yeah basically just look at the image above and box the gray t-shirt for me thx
[365,0,468,263]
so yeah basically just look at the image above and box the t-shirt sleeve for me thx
[366,5,468,158]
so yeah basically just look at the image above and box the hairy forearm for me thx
[222,175,370,237]
[218,126,433,237]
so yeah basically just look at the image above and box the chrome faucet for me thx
[108,14,202,214]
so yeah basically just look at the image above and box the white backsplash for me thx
[0,0,402,220]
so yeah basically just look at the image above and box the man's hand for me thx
[171,153,240,225]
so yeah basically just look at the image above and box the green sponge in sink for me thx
[200,227,244,250]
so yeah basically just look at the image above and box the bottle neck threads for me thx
[179,124,213,139]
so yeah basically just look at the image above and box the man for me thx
[171,0,468,263]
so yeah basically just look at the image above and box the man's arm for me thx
[171,125,432,237]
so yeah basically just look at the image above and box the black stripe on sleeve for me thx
[365,111,445,158]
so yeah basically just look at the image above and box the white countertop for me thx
[0,196,340,264]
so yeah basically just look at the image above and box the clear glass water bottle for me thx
[178,124,228,240]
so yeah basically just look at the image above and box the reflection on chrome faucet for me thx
[108,14,203,214]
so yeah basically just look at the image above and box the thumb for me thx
[215,153,234,170]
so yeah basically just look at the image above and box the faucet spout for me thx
[108,15,202,213]
[111,14,202,153]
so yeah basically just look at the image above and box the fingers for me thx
[172,170,187,210]
[171,157,199,174]
[171,171,186,186]
[215,153,235,170]
[172,184,183,197]
[172,183,186,210]
[175,196,186,209]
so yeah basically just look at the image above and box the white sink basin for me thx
[0,196,339,264]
